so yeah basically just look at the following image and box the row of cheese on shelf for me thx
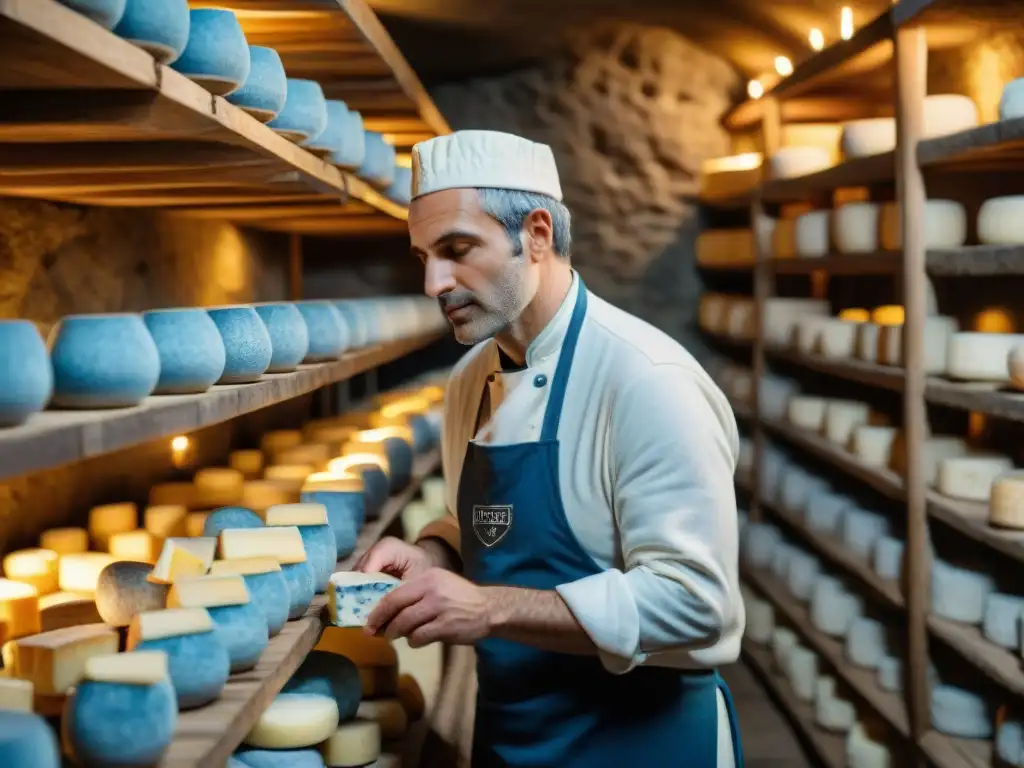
[58,0,412,203]
[0,295,445,428]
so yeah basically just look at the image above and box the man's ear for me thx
[523,208,554,261]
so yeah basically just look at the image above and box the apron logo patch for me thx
[472,505,513,547]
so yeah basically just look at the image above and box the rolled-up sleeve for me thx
[555,364,742,673]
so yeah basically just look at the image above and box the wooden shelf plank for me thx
[760,152,895,203]
[925,378,1024,423]
[741,640,847,768]
[744,567,911,736]
[0,331,442,482]
[697,260,754,272]
[928,614,1024,699]
[161,449,441,768]
[918,116,1024,169]
[927,246,1024,276]
[765,346,905,391]
[761,499,905,609]
[920,730,993,768]
[770,252,902,276]
[761,417,906,499]
[926,490,1024,564]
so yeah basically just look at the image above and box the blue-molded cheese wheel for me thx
[281,561,316,620]
[299,524,336,593]
[235,748,326,768]
[0,711,60,768]
[283,651,361,721]
[381,437,413,492]
[300,490,364,559]
[243,570,291,637]
[208,602,269,672]
[204,507,264,538]
[348,466,388,521]
[95,561,170,627]
[134,630,230,709]
[64,678,176,767]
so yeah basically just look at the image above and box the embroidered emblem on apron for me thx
[472,505,513,547]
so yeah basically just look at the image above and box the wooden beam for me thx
[252,215,408,235]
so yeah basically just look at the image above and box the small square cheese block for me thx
[209,557,281,576]
[263,503,329,527]
[88,503,138,550]
[39,527,88,556]
[327,573,400,627]
[58,553,117,595]
[2,549,59,596]
[108,531,161,565]
[167,575,250,609]
[143,505,188,539]
[84,650,168,685]
[149,482,196,508]
[229,449,264,479]
[186,512,209,538]
[3,623,118,694]
[149,538,217,584]
[0,677,33,712]
[244,693,340,749]
[219,527,307,564]
[321,720,382,768]
[194,467,245,508]
[127,607,214,646]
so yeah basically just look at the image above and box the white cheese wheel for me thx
[982,593,1024,649]
[841,508,890,558]
[770,541,796,583]
[321,720,382,768]
[923,94,980,138]
[996,719,1024,767]
[893,315,958,374]
[931,684,993,739]
[786,550,822,602]
[819,319,861,359]
[824,400,871,447]
[840,118,897,158]
[810,577,862,637]
[771,627,798,670]
[1000,78,1024,120]
[937,454,1015,501]
[931,559,995,624]
[948,332,1024,382]
[795,315,830,354]
[745,597,774,644]
[845,617,887,669]
[879,199,967,251]
[807,492,852,535]
[759,447,790,503]
[780,469,829,517]
[877,656,902,693]
[772,218,797,259]
[787,645,818,702]
[788,395,829,431]
[846,721,893,768]
[725,299,756,340]
[759,375,800,421]
[989,470,1024,529]
[741,523,783,569]
[834,203,880,254]
[921,436,969,486]
[696,230,755,266]
[855,323,881,362]
[763,299,830,347]
[872,536,904,582]
[876,323,903,367]
[769,146,832,179]
[978,196,1024,244]
[794,210,830,258]
[244,693,340,749]
[815,676,856,732]
[851,426,898,468]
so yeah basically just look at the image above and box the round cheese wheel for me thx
[877,656,902,693]
[819,319,862,359]
[806,492,851,535]
[769,146,832,179]
[931,684,992,739]
[923,94,980,138]
[834,202,880,253]
[846,616,887,669]
[872,536,904,582]
[810,576,861,637]
[725,299,756,340]
[787,645,817,702]
[876,323,903,367]
[931,559,995,624]
[788,395,829,431]
[770,540,796,582]
[911,316,959,374]
[947,332,1024,382]
[996,719,1024,768]
[745,596,774,644]
[851,426,898,468]
[989,470,1024,529]
[916,436,969,486]
[840,118,897,158]
[937,454,1015,501]
[771,627,798,670]
[741,523,783,569]
[794,210,830,258]
[855,322,882,362]
[759,375,800,421]
[815,676,856,733]
[841,508,889,558]
[978,196,1024,245]
[786,550,821,602]
[772,218,797,259]
[244,693,340,749]
[846,720,893,768]
[982,592,1024,649]
[879,199,967,250]
[824,400,871,447]
[780,469,829,517]
[795,316,829,354]
[763,299,830,347]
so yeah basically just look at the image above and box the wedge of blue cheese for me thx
[327,573,399,627]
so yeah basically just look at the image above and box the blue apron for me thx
[456,282,744,768]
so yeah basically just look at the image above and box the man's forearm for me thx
[483,586,597,655]
[418,538,460,572]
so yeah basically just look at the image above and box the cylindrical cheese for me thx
[193,468,245,509]
[931,559,994,624]
[947,332,1024,383]
[794,210,830,258]
[978,196,1024,245]
[833,202,880,253]
[931,684,992,739]
[787,645,818,702]
[772,218,797,259]
[879,199,967,250]
[982,593,1024,649]
[786,550,821,602]
[841,508,889,559]
[840,118,896,158]
[771,627,797,671]
[989,470,1024,529]
[794,316,830,355]
[806,492,850,535]
[851,426,898,468]
[741,523,782,570]
[824,400,871,447]
[769,146,832,179]
[872,536,904,582]
[845,616,887,669]
[819,319,861,360]
[2,549,59,596]
[763,299,830,347]
[923,94,979,138]
[937,455,1015,501]
[788,395,829,431]
[759,375,800,421]
[696,230,755,266]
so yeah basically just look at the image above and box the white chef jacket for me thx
[418,272,743,764]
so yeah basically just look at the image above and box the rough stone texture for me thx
[429,23,739,355]
[929,31,1024,126]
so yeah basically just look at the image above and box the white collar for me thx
[524,271,580,368]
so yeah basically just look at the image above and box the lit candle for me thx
[775,56,793,77]
[748,80,764,99]
[840,7,854,40]
[809,28,824,51]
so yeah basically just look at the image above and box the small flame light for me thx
[775,56,794,76]
[170,435,192,469]
[747,80,764,100]
[840,7,854,40]
[809,28,824,51]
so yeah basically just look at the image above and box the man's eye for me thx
[449,243,472,258]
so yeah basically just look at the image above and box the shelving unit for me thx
[708,2,1024,765]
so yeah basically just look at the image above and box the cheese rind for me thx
[128,608,214,643]
[2,549,59,596]
[327,573,400,627]
[989,470,1024,529]
[167,575,250,609]
[0,710,61,767]
[207,602,269,673]
[769,146,832,179]
[840,118,896,158]
[130,621,230,708]
[95,561,169,627]
[931,559,994,624]
[978,196,1024,245]
[219,527,308,565]
[88,503,138,550]
[83,650,169,684]
[321,720,382,767]
[794,210,829,259]
[947,332,1024,383]
[244,693,340,749]
[5,624,118,695]
[282,650,362,721]
[880,199,967,251]
[39,528,88,556]
[834,202,880,254]
[937,455,1015,501]
[263,503,329,527]
[202,507,264,538]
[108,530,161,564]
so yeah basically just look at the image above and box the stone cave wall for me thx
[429,24,741,356]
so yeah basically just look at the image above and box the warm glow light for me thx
[840,7,854,40]
[170,435,192,469]
[702,152,763,174]
[171,436,189,452]
[974,308,1015,333]
[775,56,793,76]
[354,426,413,444]
[838,308,870,323]
[809,28,824,51]
[303,471,364,493]
[747,80,764,100]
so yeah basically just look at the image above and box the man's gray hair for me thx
[477,188,572,260]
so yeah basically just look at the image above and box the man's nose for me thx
[423,256,456,299]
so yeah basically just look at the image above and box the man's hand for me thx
[353,537,436,580]
[364,568,490,648]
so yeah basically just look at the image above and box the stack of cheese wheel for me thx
[698,152,762,201]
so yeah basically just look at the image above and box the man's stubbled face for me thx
[409,189,537,345]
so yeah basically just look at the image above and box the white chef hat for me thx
[411,130,563,202]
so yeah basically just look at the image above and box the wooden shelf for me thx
[161,449,441,768]
[741,640,846,768]
[770,252,902,276]
[731,399,755,421]
[760,152,895,204]
[745,567,911,736]
[0,331,442,482]
[761,499,905,609]
[765,346,905,391]
[918,116,1024,170]
[925,378,1024,423]
[927,246,1024,276]
[697,191,753,211]
[761,417,906,499]
[926,490,1024,564]
[919,730,992,768]
[697,260,755,272]
[928,615,1024,700]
